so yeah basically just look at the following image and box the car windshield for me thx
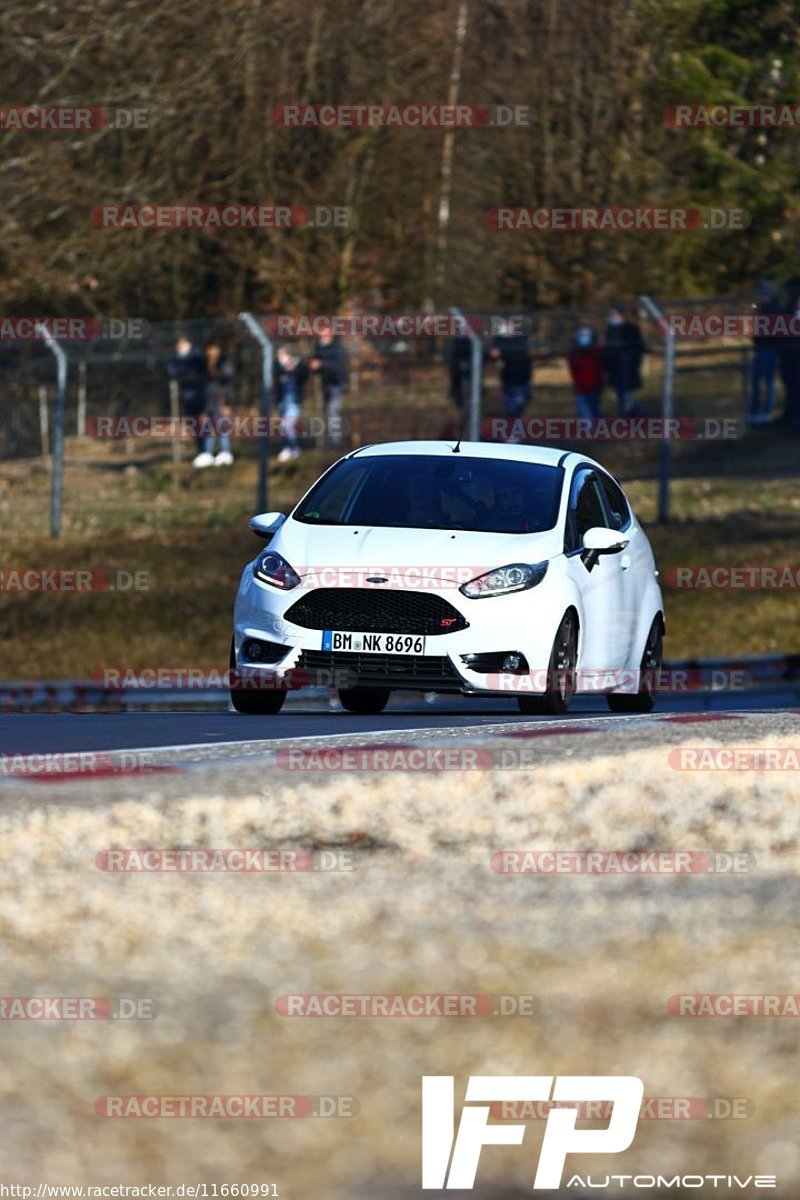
[293,454,563,534]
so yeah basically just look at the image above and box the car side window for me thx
[565,470,605,552]
[596,472,631,532]
[576,476,608,540]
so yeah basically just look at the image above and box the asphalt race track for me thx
[1,688,798,756]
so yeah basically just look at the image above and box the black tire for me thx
[229,638,286,714]
[338,686,391,715]
[517,612,578,716]
[607,617,663,714]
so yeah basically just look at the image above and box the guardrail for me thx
[2,656,798,712]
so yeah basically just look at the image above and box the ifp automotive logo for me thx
[422,1075,643,1190]
[421,1075,777,1191]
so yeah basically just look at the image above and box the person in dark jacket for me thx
[274,344,309,462]
[489,320,533,425]
[604,306,645,416]
[167,336,210,467]
[446,333,474,411]
[749,281,781,425]
[568,327,604,421]
[205,341,235,465]
[309,319,347,447]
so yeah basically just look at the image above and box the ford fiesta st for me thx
[231,441,664,716]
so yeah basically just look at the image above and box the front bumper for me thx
[233,571,563,695]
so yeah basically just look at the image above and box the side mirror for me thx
[581,526,629,571]
[249,511,287,539]
[582,527,629,554]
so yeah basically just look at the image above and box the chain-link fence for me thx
[2,292,794,536]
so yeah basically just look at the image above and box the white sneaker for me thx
[192,451,214,468]
[277,447,293,463]
[214,451,234,466]
[289,447,301,460]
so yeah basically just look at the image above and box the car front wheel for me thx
[607,617,663,714]
[229,639,287,714]
[518,612,578,717]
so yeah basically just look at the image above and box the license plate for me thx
[322,631,426,654]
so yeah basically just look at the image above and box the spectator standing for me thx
[446,332,474,411]
[568,327,604,421]
[604,305,645,416]
[489,319,533,428]
[309,319,347,448]
[748,281,780,425]
[167,336,210,468]
[274,345,309,462]
[205,341,234,466]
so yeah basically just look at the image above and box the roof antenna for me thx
[451,407,469,453]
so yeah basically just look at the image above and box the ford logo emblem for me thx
[366,576,388,584]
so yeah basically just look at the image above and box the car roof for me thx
[347,440,599,472]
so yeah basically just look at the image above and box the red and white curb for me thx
[2,709,795,784]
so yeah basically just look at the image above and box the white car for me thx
[231,440,664,716]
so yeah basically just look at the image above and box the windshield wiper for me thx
[294,516,345,525]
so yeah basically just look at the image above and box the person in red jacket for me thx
[567,326,605,420]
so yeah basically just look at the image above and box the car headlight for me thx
[253,552,302,590]
[459,561,548,599]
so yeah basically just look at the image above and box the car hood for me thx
[268,520,561,581]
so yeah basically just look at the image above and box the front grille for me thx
[285,588,468,635]
[296,650,464,691]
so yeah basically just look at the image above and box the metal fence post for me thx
[238,312,273,513]
[449,306,482,440]
[639,296,675,524]
[168,378,182,462]
[658,329,676,524]
[38,386,50,457]
[77,360,87,437]
[37,324,68,537]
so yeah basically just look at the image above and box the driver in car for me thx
[405,473,445,526]
[492,481,527,527]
